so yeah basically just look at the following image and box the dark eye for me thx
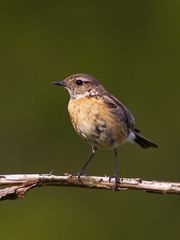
[76,79,83,85]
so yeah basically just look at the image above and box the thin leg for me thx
[114,148,120,190]
[78,146,97,178]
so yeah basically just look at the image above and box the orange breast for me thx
[68,97,128,148]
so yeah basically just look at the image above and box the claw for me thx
[71,172,85,180]
[109,176,120,191]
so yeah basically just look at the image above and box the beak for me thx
[51,80,65,86]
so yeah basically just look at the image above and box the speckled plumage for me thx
[68,96,129,149]
[63,73,136,149]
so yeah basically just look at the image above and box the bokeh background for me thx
[0,1,180,239]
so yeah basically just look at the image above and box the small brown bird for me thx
[52,73,158,189]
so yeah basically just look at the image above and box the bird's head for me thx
[52,73,105,99]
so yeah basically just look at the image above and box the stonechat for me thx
[52,73,158,189]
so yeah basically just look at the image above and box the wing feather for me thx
[103,93,135,130]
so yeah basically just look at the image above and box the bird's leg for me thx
[77,146,97,179]
[114,148,120,189]
[109,148,120,190]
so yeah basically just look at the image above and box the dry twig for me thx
[0,174,179,201]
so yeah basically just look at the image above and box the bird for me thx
[52,73,158,189]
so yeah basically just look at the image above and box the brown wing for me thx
[103,93,135,130]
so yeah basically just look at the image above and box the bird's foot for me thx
[71,171,86,181]
[109,175,121,191]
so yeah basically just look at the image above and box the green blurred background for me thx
[0,1,180,239]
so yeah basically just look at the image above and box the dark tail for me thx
[134,133,158,149]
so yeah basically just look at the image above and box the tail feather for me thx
[134,133,158,149]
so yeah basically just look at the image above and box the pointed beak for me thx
[51,80,65,86]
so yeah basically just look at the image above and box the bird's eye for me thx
[76,79,83,85]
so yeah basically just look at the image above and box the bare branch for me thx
[0,174,179,201]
